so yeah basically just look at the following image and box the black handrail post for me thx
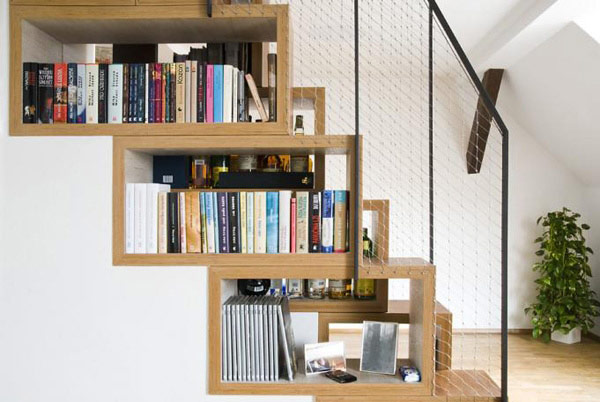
[428,0,434,265]
[353,0,360,283]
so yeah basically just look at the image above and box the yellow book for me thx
[175,62,185,123]
[185,191,201,253]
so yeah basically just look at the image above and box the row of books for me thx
[221,295,296,383]
[22,60,270,125]
[125,184,349,254]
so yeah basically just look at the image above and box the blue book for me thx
[67,63,77,123]
[266,192,279,253]
[76,64,86,123]
[205,191,214,253]
[217,192,229,253]
[200,192,206,253]
[213,64,224,123]
[213,192,220,253]
[321,190,334,253]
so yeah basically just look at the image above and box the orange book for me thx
[185,191,201,253]
[53,63,67,123]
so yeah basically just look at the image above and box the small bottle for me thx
[305,279,326,299]
[354,279,376,300]
[268,279,283,296]
[286,279,304,299]
[210,155,230,188]
[238,279,270,296]
[294,115,304,135]
[190,155,210,189]
[363,228,375,258]
[328,279,351,299]
[238,154,258,172]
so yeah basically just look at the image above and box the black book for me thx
[164,63,170,123]
[173,53,188,63]
[136,64,145,123]
[148,63,155,123]
[97,63,108,123]
[224,42,239,67]
[240,42,250,74]
[207,43,224,64]
[217,192,229,253]
[197,48,208,122]
[22,62,38,123]
[237,70,246,122]
[309,191,321,253]
[66,63,77,123]
[122,64,129,123]
[228,192,240,253]
[169,65,176,123]
[167,192,180,253]
[37,63,54,124]
[129,63,137,123]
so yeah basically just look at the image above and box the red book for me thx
[154,63,162,123]
[290,197,297,254]
[206,65,214,123]
[53,63,67,123]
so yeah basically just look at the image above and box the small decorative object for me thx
[525,208,600,343]
[237,154,258,172]
[304,341,346,375]
[286,279,304,299]
[363,228,374,258]
[306,279,326,299]
[190,155,210,189]
[360,321,398,375]
[237,279,270,296]
[328,279,351,299]
[210,155,230,187]
[294,115,304,135]
[399,366,421,383]
[260,154,283,172]
[354,279,376,300]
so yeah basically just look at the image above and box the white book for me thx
[108,64,123,123]
[125,183,135,253]
[271,300,278,381]
[231,298,238,382]
[222,300,228,381]
[146,183,170,254]
[252,299,260,381]
[185,60,191,123]
[157,191,168,254]
[85,64,99,124]
[134,183,147,253]
[235,301,243,382]
[232,67,239,122]
[296,191,309,253]
[191,61,197,123]
[179,192,187,253]
[240,298,247,381]
[244,300,252,381]
[278,191,292,253]
[144,64,149,123]
[254,192,267,253]
[258,297,265,382]
[223,65,233,123]
[264,301,271,381]
[246,192,254,254]
[76,64,86,123]
[247,298,255,381]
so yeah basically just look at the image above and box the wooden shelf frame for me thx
[10,3,292,136]
[112,134,361,266]
[207,264,435,396]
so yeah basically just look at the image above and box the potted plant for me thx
[525,208,600,343]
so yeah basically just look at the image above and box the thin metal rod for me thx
[353,0,360,282]
[501,131,509,402]
[428,0,434,265]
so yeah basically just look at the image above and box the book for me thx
[137,64,145,123]
[223,65,233,123]
[158,191,168,253]
[108,64,123,123]
[333,190,348,253]
[145,64,149,123]
[53,63,67,123]
[266,192,279,254]
[232,67,239,122]
[290,197,296,254]
[206,65,214,123]
[254,192,267,253]
[228,192,240,253]
[167,192,180,253]
[76,64,86,123]
[205,192,216,253]
[277,297,297,381]
[200,192,208,253]
[295,192,309,253]
[162,63,167,123]
[185,191,201,253]
[278,191,292,253]
[267,52,277,121]
[179,192,187,253]
[185,60,191,123]
[129,63,136,123]
[37,63,54,123]
[245,73,268,121]
[170,64,176,123]
[66,63,77,123]
[148,64,155,123]
[217,192,229,253]
[197,59,205,122]
[213,192,220,253]
[134,183,147,253]
[321,190,334,253]
[240,191,247,253]
[190,61,197,123]
[122,63,129,123]
[309,191,321,253]
[86,64,98,123]
[246,192,254,254]
[175,62,185,123]
[98,64,108,123]
[22,62,38,123]
[237,69,246,122]
[125,183,135,253]
[213,64,224,123]
[147,183,170,254]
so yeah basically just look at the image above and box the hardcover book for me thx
[217,192,230,253]
[37,63,54,124]
[167,192,180,253]
[108,64,123,123]
[321,190,334,253]
[223,64,233,123]
[309,191,321,252]
[228,192,240,253]
[333,190,348,253]
[295,192,309,253]
[53,63,67,123]
[67,63,77,123]
[85,64,98,124]
[206,65,214,123]
[76,64,86,123]
[136,64,145,123]
[98,64,108,123]
[122,63,129,123]
[134,183,147,253]
[213,64,224,123]
[185,191,201,253]
[267,52,277,121]
[266,192,279,254]
[22,62,38,123]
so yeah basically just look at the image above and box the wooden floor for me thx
[328,329,600,401]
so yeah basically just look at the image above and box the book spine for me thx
[22,62,38,124]
[206,65,214,123]
[162,64,167,123]
[158,191,168,253]
[125,183,135,253]
[148,64,155,123]
[179,192,187,253]
[146,184,159,254]
[191,61,197,123]
[309,191,321,253]
[186,191,201,253]
[213,64,224,123]
[134,183,147,253]
[266,192,279,254]
[200,192,208,253]
[145,64,149,124]
[333,190,348,253]
[254,192,267,253]
[176,62,185,123]
[129,63,137,123]
[240,191,247,253]
[122,64,129,123]
[37,63,53,124]
[66,63,77,123]
[267,53,276,121]
[86,64,98,124]
[167,192,180,253]
[290,197,297,254]
[232,67,238,122]
[108,64,123,123]
[223,65,233,123]
[53,63,67,123]
[321,190,334,253]
[76,64,86,123]
[137,64,145,123]
[97,64,108,123]
[205,192,216,253]
[213,193,220,253]
[228,192,240,253]
[170,64,176,123]
[197,62,205,122]
[296,192,309,253]
[246,192,254,254]
[237,69,245,122]
[245,73,268,121]
[185,60,191,123]
[217,192,229,253]
[155,63,162,123]
[278,191,291,253]
[164,64,170,123]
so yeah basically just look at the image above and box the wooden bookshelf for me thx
[9,3,291,136]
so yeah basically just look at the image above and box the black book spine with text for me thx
[309,191,321,253]
[228,192,240,253]
[129,63,137,123]
[122,64,129,123]
[137,64,145,123]
[197,61,205,123]
[37,63,54,124]
[217,192,229,253]
[97,64,108,123]
[167,192,180,253]
[66,63,77,123]
[169,64,176,123]
[148,63,155,123]
[22,62,38,123]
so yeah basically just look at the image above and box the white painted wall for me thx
[583,187,600,336]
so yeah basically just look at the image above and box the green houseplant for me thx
[525,208,600,342]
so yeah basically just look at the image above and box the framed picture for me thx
[360,321,399,375]
[304,341,346,375]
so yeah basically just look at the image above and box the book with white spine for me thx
[191,61,197,123]
[278,191,292,253]
[134,183,147,253]
[179,192,187,253]
[108,64,123,123]
[125,183,135,253]
[85,64,99,123]
[158,191,168,253]
[146,183,170,254]
[232,67,239,122]
[295,191,309,253]
[246,192,254,254]
[223,65,233,123]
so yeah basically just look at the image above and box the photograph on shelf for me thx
[304,341,346,375]
[360,321,399,375]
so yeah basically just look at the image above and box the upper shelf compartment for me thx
[9,3,292,136]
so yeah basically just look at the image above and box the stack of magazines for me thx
[221,295,297,382]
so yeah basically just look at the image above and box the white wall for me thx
[583,187,600,336]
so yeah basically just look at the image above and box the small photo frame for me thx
[360,321,399,375]
[304,341,346,375]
